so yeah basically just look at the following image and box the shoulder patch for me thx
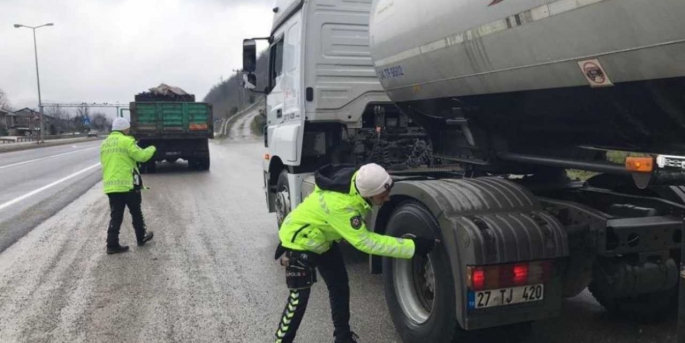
[350,215,363,230]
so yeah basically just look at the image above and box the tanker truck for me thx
[242,0,685,341]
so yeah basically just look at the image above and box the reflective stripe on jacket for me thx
[279,172,415,259]
[100,131,156,194]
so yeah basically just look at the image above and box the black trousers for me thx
[107,191,146,247]
[275,243,351,343]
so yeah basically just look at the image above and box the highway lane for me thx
[0,140,103,252]
[0,140,677,343]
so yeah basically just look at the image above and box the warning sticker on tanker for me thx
[578,59,613,88]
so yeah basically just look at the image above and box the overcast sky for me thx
[0,0,275,116]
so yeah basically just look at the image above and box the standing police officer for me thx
[273,163,436,343]
[100,117,156,255]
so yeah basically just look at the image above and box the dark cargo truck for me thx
[130,101,214,173]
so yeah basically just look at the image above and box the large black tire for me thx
[588,279,678,322]
[199,157,210,171]
[384,201,532,343]
[188,158,199,170]
[139,161,156,174]
[274,170,291,228]
[383,201,462,343]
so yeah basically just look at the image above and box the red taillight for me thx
[470,267,485,291]
[467,260,553,291]
[513,264,528,286]
[189,123,209,131]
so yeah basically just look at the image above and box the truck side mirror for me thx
[243,73,257,90]
[243,39,257,73]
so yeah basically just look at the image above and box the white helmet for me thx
[355,163,392,197]
[112,117,130,131]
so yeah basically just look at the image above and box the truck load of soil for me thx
[135,83,196,102]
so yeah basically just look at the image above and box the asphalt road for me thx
[228,106,261,141]
[0,140,678,343]
[0,140,103,252]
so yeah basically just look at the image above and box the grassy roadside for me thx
[251,115,266,137]
[215,98,266,140]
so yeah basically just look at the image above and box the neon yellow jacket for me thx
[279,165,415,259]
[100,131,156,194]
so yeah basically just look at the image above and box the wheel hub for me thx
[275,188,291,224]
[393,238,435,325]
[424,259,435,294]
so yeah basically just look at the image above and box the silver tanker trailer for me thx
[242,0,685,341]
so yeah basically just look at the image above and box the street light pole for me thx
[14,23,53,143]
[31,28,44,143]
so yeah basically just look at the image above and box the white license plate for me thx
[469,284,544,309]
[165,152,181,156]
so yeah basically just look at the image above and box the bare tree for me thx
[91,112,111,131]
[0,88,12,110]
[76,105,90,121]
[47,106,64,120]
[46,106,70,133]
[75,105,91,132]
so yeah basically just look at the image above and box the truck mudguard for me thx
[388,177,569,328]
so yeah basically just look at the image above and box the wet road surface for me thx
[0,140,102,252]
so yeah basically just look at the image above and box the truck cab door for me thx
[266,17,303,165]
[267,37,285,148]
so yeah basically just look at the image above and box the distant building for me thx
[12,108,40,133]
[0,109,16,135]
[9,108,55,136]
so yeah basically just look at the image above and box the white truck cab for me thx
[242,0,407,225]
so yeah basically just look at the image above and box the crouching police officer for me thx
[273,163,436,343]
[100,117,156,254]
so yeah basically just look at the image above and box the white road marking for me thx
[0,163,101,212]
[0,146,99,171]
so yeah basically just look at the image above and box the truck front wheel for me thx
[383,202,461,343]
[275,170,291,228]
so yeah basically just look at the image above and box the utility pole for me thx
[233,69,243,112]
[14,22,54,143]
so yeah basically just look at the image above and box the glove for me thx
[412,237,436,256]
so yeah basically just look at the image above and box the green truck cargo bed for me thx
[130,102,214,139]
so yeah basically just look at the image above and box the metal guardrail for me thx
[217,98,266,137]
[0,134,91,144]
[0,137,36,144]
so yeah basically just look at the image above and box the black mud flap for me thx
[391,177,569,331]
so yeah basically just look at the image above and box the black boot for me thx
[137,231,154,246]
[107,245,130,255]
[336,332,360,343]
